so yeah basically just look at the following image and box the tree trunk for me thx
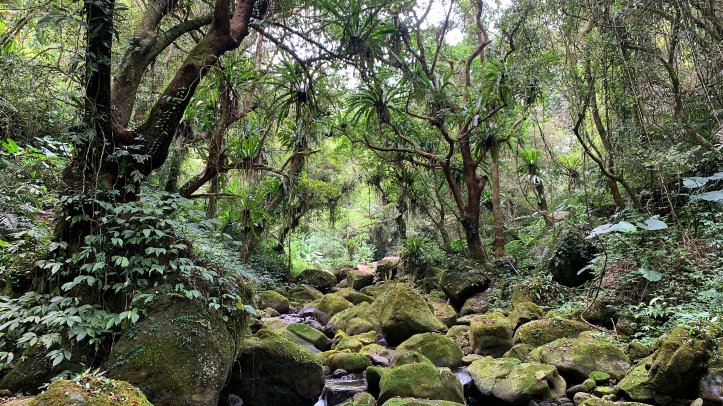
[491,160,505,259]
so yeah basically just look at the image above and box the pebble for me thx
[332,368,348,378]
[566,384,589,397]
[369,354,390,367]
[573,392,592,406]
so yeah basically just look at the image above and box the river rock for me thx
[286,322,332,351]
[378,363,464,404]
[467,356,566,404]
[510,302,543,329]
[348,269,375,290]
[513,318,591,348]
[335,288,375,305]
[257,290,290,314]
[396,333,464,368]
[29,379,152,406]
[439,258,490,307]
[469,312,514,357]
[295,269,337,292]
[324,352,372,373]
[317,293,354,317]
[381,399,465,406]
[375,283,448,345]
[427,296,458,327]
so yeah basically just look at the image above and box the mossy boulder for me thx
[544,226,597,287]
[469,312,514,357]
[617,365,654,403]
[510,302,543,329]
[648,325,720,397]
[625,342,651,360]
[376,283,448,345]
[396,333,464,368]
[325,302,376,335]
[286,323,332,351]
[346,317,374,336]
[263,318,288,331]
[427,296,458,328]
[0,345,82,395]
[338,392,377,406]
[360,344,394,360]
[699,368,723,405]
[467,356,566,404]
[513,318,591,348]
[503,344,530,360]
[376,257,401,280]
[378,363,464,404]
[325,352,372,373]
[439,258,491,307]
[529,333,630,383]
[335,331,377,352]
[366,366,385,398]
[381,399,465,406]
[348,269,375,290]
[336,288,375,305]
[446,325,470,348]
[257,290,290,314]
[461,279,504,316]
[107,299,244,406]
[317,293,355,317]
[579,398,653,406]
[295,269,337,292]
[390,351,436,368]
[227,329,323,406]
[29,379,152,406]
[288,284,325,303]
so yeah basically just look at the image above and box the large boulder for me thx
[106,299,243,406]
[469,312,514,357]
[396,333,464,368]
[378,363,464,404]
[324,351,372,373]
[544,226,597,287]
[528,333,630,383]
[439,258,491,307]
[335,288,375,305]
[513,318,591,348]
[446,325,470,349]
[325,302,376,334]
[257,290,290,314]
[348,269,375,290]
[286,323,332,351]
[288,284,325,303]
[336,331,378,352]
[225,329,324,406]
[617,364,655,403]
[376,257,401,280]
[29,379,152,406]
[295,269,337,292]
[427,296,458,327]
[460,279,503,316]
[382,399,465,406]
[510,302,543,329]
[317,293,354,317]
[375,283,448,345]
[0,345,82,395]
[468,356,567,405]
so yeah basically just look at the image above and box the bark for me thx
[491,160,505,259]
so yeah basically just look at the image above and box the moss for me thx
[396,333,464,368]
[295,269,337,291]
[359,344,394,359]
[491,363,567,403]
[326,302,374,335]
[377,283,448,345]
[579,398,653,406]
[288,284,324,303]
[589,371,610,384]
[513,318,591,348]
[366,366,385,398]
[381,399,465,406]
[467,356,520,395]
[533,335,631,383]
[426,297,458,328]
[335,289,375,305]
[510,302,543,329]
[346,317,374,336]
[257,290,289,313]
[286,323,332,351]
[390,351,435,369]
[263,318,288,331]
[317,293,354,317]
[593,386,619,397]
[347,270,375,290]
[503,343,530,360]
[625,342,651,360]
[325,352,372,373]
[378,363,464,404]
[29,379,152,406]
[439,258,490,307]
[336,331,377,352]
[446,325,470,348]
[469,312,513,357]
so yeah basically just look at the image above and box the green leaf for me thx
[694,190,723,202]
[639,266,662,282]
[637,218,668,231]
[617,222,637,233]
[0,239,9,247]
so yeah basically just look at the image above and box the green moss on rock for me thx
[286,323,332,351]
[390,351,435,369]
[295,269,337,292]
[467,356,566,404]
[469,312,513,357]
[336,289,375,305]
[377,283,448,345]
[346,317,374,336]
[381,399,465,406]
[426,296,458,328]
[378,363,464,404]
[510,302,543,329]
[29,379,152,406]
[325,352,372,373]
[396,333,464,368]
[336,331,377,352]
[258,290,290,314]
[513,318,591,348]
[317,294,354,317]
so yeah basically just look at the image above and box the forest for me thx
[0,0,722,405]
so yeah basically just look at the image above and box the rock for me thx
[691,399,704,406]
[528,333,630,384]
[625,342,651,360]
[375,283,448,345]
[510,302,543,329]
[376,257,401,280]
[589,371,610,385]
[289,284,325,303]
[582,379,597,391]
[469,312,514,357]
[573,393,592,406]
[286,323,333,351]
[378,363,464,404]
[593,387,619,397]
[258,290,290,313]
[390,351,435,368]
[332,368,348,378]
[336,331,377,352]
[446,325,470,348]
[227,329,324,406]
[360,343,394,360]
[439,258,491,307]
[304,318,323,330]
[461,291,496,316]
[263,318,287,331]
[317,294,355,317]
[462,354,485,365]
[566,384,589,397]
[579,399,653,406]
[350,392,376,406]
[324,352,372,373]
[427,296,458,328]
[346,317,374,336]
[700,368,723,405]
[369,354,391,367]
[511,285,538,308]
[648,325,720,397]
[544,226,597,287]
[295,269,337,292]
[348,270,375,290]
[106,299,244,406]
[467,356,566,404]
[381,399,465,406]
[335,288,375,305]
[29,379,152,406]
[325,302,374,334]
[513,318,591,348]
[0,345,82,395]
[366,366,385,398]
[396,333,464,368]
[503,344,530,360]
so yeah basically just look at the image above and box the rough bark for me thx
[491,160,505,259]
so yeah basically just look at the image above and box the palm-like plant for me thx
[402,237,425,283]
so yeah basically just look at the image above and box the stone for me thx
[106,299,244,406]
[469,312,514,357]
[427,296,458,328]
[263,318,288,331]
[446,325,470,348]
[625,342,651,360]
[513,318,591,349]
[288,284,325,303]
[0,345,82,395]
[579,398,653,406]
[359,344,394,360]
[324,352,372,373]
[381,399,465,406]
[348,270,375,290]
[503,344,530,360]
[390,351,435,369]
[396,333,464,368]
[566,384,589,397]
[439,258,491,307]
[366,366,385,398]
[260,307,280,318]
[573,393,592,406]
[335,288,375,305]
[378,363,464,404]
[346,317,374,336]
[317,294,355,317]
[510,302,543,329]
[582,379,596,391]
[593,387,619,397]
[335,331,377,352]
[462,354,485,365]
[544,226,597,287]
[376,257,401,280]
[589,371,610,385]
[351,392,376,406]
[332,368,348,378]
[467,356,566,404]
[324,302,374,335]
[527,333,630,384]
[375,283,448,345]
[700,368,723,404]
[227,329,324,406]
[295,269,337,292]
[286,323,333,351]
[29,379,152,406]
[257,290,290,313]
